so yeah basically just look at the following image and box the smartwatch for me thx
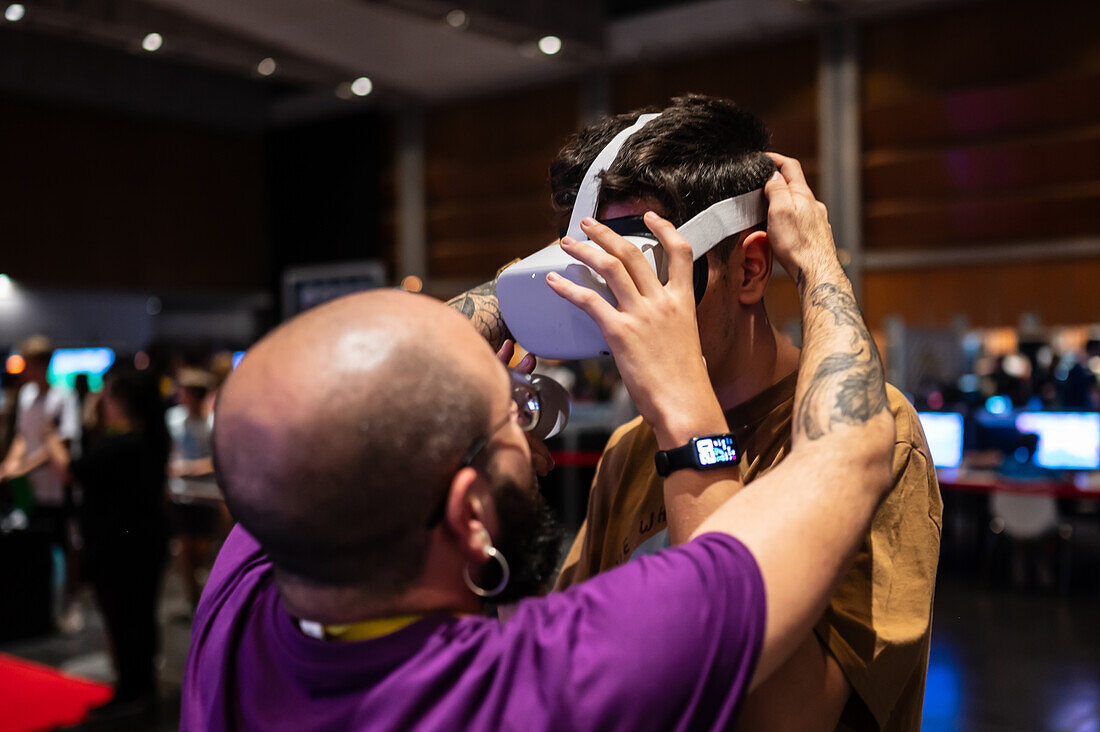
[654,434,741,477]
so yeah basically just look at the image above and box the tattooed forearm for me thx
[796,281,888,441]
[446,280,513,351]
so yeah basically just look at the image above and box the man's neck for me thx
[709,319,801,413]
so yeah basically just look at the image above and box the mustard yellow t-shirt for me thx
[554,373,943,731]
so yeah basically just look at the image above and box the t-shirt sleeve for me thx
[507,533,767,731]
[813,436,942,730]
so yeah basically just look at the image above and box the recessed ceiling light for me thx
[257,57,277,76]
[351,77,373,97]
[4,4,25,22]
[445,9,468,29]
[142,32,163,52]
[538,35,562,55]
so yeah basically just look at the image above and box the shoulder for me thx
[885,383,927,452]
[600,416,658,467]
[193,526,274,632]
[504,535,766,726]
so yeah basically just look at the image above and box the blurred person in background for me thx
[0,335,83,628]
[167,367,219,614]
[43,365,170,715]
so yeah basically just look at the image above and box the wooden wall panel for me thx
[424,82,580,285]
[612,36,820,185]
[864,259,1100,331]
[861,0,1100,254]
[1,95,267,293]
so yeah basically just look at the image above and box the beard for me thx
[479,468,564,605]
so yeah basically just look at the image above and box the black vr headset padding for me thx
[567,215,709,306]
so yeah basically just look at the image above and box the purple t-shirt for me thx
[182,526,766,731]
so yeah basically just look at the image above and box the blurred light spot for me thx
[133,351,150,370]
[922,642,962,723]
[927,391,944,410]
[146,296,162,315]
[538,35,562,55]
[1014,446,1031,463]
[985,395,1011,415]
[957,373,980,392]
[232,351,246,369]
[401,275,423,293]
[0,273,12,299]
[1002,353,1028,378]
[257,57,277,76]
[1036,345,1054,369]
[6,354,25,374]
[335,83,353,100]
[351,77,373,96]
[1089,356,1100,374]
[445,9,468,29]
[4,4,24,22]
[142,33,163,52]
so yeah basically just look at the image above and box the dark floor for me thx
[4,534,1100,731]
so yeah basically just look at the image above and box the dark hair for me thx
[104,365,170,462]
[549,94,775,261]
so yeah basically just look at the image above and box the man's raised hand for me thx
[545,213,726,449]
[764,153,842,290]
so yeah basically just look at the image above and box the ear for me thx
[737,230,772,306]
[443,467,496,565]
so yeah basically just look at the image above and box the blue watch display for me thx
[655,434,741,477]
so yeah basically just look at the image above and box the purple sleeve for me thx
[497,532,766,731]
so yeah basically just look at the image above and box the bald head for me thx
[215,290,500,591]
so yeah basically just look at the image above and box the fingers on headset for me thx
[579,217,662,297]
[766,152,816,201]
[516,352,536,374]
[560,235,639,307]
[643,211,694,295]
[496,339,515,364]
[546,271,617,329]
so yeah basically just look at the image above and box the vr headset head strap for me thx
[565,112,662,241]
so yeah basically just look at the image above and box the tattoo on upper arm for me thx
[797,283,888,440]
[446,280,513,351]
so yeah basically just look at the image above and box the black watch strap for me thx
[654,433,741,477]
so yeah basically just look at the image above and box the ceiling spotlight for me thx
[538,35,562,55]
[445,9,468,29]
[257,57,277,76]
[0,273,12,298]
[351,76,373,97]
[142,32,163,52]
[4,4,25,22]
[400,275,423,293]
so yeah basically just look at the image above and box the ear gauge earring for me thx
[463,545,511,598]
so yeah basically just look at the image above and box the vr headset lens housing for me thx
[496,112,768,360]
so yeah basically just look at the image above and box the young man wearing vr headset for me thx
[449,96,942,732]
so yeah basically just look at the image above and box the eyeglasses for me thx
[425,369,541,527]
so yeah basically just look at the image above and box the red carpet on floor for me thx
[0,653,113,732]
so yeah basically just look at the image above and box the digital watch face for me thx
[695,436,739,467]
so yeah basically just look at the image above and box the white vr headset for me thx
[497,112,768,360]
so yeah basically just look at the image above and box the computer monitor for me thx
[1014,412,1100,471]
[918,412,965,469]
[48,348,116,391]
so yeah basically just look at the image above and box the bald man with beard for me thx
[182,160,896,731]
